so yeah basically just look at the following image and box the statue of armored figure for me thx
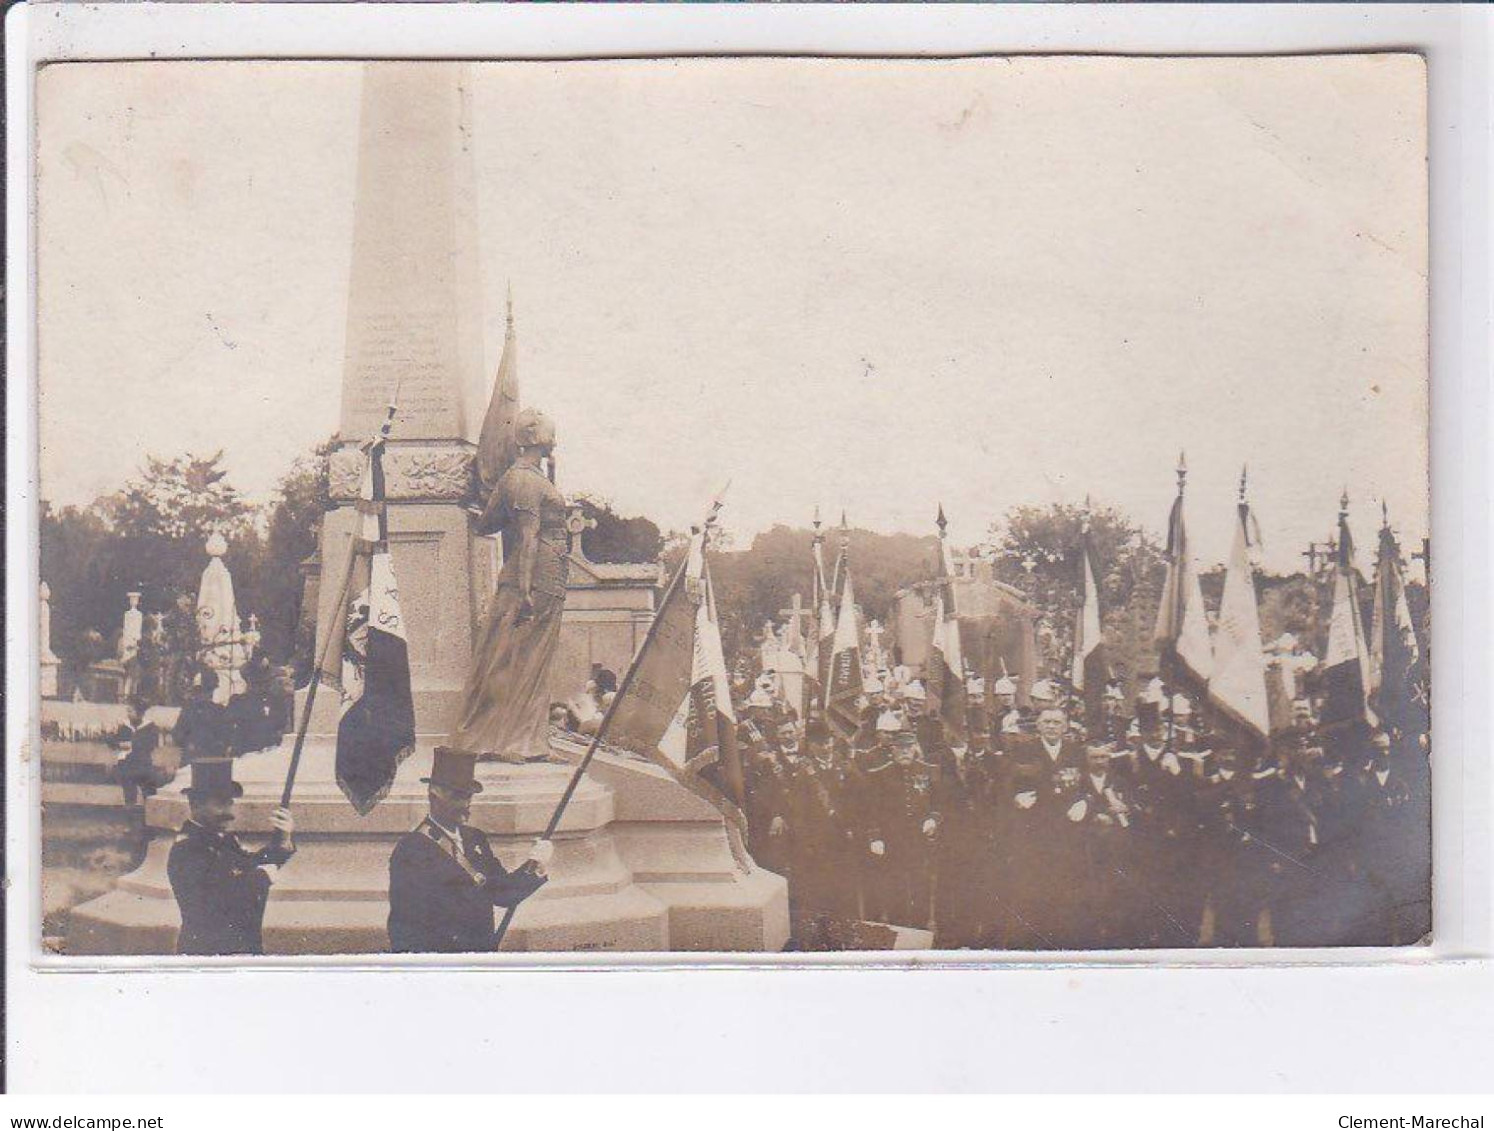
[447,408,570,763]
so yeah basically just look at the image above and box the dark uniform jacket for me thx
[167,820,295,955]
[116,721,165,790]
[227,690,286,757]
[173,697,230,763]
[387,818,547,953]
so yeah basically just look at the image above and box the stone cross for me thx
[1412,537,1430,583]
[865,619,886,667]
[778,593,812,635]
[565,505,598,559]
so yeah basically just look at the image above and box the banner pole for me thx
[279,535,360,810]
[492,491,726,950]
[280,395,399,811]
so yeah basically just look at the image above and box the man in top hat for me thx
[387,747,554,953]
[166,759,296,955]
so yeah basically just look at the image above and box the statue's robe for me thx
[449,461,570,762]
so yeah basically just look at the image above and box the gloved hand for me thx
[922,818,937,837]
[526,838,555,875]
[269,807,295,850]
[869,839,886,857]
[1015,790,1037,810]
[1066,798,1088,822]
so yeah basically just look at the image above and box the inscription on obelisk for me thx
[310,61,491,734]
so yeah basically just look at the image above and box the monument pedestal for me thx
[65,734,789,956]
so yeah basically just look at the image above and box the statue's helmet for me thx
[515,408,557,452]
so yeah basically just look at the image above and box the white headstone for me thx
[119,591,144,661]
[40,582,61,698]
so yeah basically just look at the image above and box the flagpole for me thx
[279,542,360,809]
[279,393,401,811]
[492,489,728,950]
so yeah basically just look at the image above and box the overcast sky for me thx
[37,56,1427,572]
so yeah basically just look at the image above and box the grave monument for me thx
[66,62,787,956]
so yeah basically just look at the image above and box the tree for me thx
[243,437,335,667]
[570,493,664,564]
[987,502,1167,691]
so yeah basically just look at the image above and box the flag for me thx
[825,558,865,740]
[926,506,968,744]
[810,532,836,712]
[326,415,416,815]
[1207,477,1271,749]
[1370,510,1428,747]
[1153,457,1212,697]
[1069,518,1108,729]
[475,291,520,492]
[1321,494,1377,734]
[605,522,751,865]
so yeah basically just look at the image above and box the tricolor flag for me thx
[604,519,751,864]
[475,290,521,493]
[1153,455,1213,698]
[324,409,416,815]
[925,505,968,744]
[825,548,865,740]
[1069,514,1108,730]
[1370,507,1428,748]
[1321,493,1377,734]
[810,521,837,713]
[1207,471,1271,750]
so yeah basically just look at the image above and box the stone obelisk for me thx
[310,62,491,735]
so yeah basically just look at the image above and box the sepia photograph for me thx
[33,53,1431,960]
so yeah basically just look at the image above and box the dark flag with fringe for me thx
[330,419,416,814]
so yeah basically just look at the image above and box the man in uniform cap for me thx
[858,714,937,928]
[387,747,553,953]
[166,759,296,955]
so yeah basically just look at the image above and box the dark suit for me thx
[166,820,295,955]
[173,696,230,764]
[387,818,547,953]
[116,722,164,805]
[995,735,1087,948]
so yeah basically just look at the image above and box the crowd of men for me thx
[733,670,1431,951]
[109,657,295,808]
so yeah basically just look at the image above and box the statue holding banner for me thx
[448,408,570,764]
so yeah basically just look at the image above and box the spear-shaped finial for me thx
[1340,488,1350,520]
[812,505,822,542]
[1381,499,1390,528]
[1176,451,1188,492]
[506,280,514,327]
[936,502,948,538]
[1239,464,1249,502]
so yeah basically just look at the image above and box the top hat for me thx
[185,758,243,800]
[422,747,485,795]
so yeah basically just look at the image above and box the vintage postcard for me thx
[34,55,1429,959]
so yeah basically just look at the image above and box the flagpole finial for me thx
[936,503,948,537]
[1175,452,1187,492]
[1340,488,1350,519]
[1239,465,1248,501]
[1381,499,1390,528]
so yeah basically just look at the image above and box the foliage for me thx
[570,493,664,564]
[987,502,1167,690]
